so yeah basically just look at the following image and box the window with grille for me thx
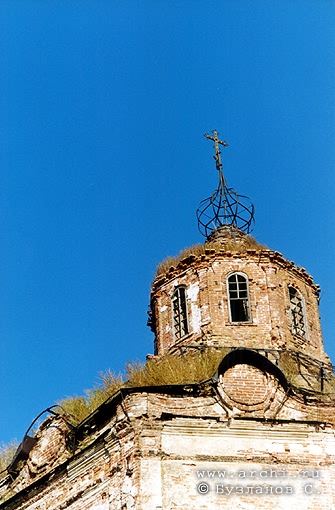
[289,286,307,338]
[172,286,189,339]
[227,273,251,323]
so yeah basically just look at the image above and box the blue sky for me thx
[0,1,334,444]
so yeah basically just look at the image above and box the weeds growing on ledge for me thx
[58,348,226,426]
[0,346,228,475]
[0,441,19,481]
[155,236,267,277]
[3,345,333,477]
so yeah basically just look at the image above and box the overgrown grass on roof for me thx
[61,346,335,428]
[279,350,335,394]
[58,348,226,426]
[126,348,226,387]
[156,236,267,277]
[0,441,18,481]
[58,370,124,426]
[2,346,335,477]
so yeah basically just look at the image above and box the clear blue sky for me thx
[0,1,334,444]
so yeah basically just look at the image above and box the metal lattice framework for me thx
[196,130,255,238]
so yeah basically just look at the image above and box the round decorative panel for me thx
[223,364,268,405]
[217,360,284,416]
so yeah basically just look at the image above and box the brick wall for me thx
[151,249,325,361]
[2,382,335,510]
[1,230,333,509]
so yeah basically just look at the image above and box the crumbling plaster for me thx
[151,249,324,360]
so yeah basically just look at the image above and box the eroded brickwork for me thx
[151,246,324,361]
[1,228,334,509]
[1,384,335,510]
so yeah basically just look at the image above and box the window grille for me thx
[227,273,251,323]
[289,286,307,338]
[172,286,189,339]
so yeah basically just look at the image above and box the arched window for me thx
[289,286,307,338]
[172,286,189,339]
[227,273,251,323]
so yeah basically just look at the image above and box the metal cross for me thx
[204,130,228,172]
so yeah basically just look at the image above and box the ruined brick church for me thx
[1,132,335,509]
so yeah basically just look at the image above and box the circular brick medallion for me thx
[223,364,268,405]
[218,361,283,414]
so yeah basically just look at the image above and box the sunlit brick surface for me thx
[2,232,334,510]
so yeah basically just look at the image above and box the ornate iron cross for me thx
[204,130,228,172]
[197,130,255,237]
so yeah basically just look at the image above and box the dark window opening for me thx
[228,273,251,323]
[172,286,189,339]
